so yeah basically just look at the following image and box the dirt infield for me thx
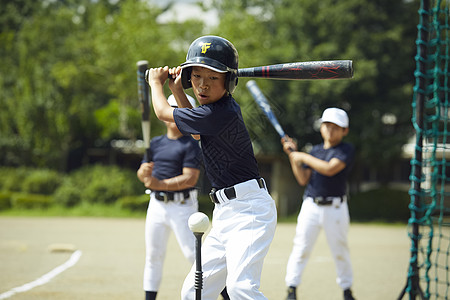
[0,217,411,300]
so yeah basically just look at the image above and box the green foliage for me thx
[197,193,215,217]
[12,193,53,209]
[53,182,83,207]
[213,0,418,170]
[53,165,143,205]
[0,164,412,222]
[0,167,31,192]
[0,166,146,213]
[82,165,142,204]
[0,0,422,191]
[21,169,63,195]
[0,191,13,210]
[0,166,146,209]
[0,168,10,190]
[0,0,203,170]
[95,99,141,140]
[349,187,411,222]
[0,167,63,195]
[117,194,149,212]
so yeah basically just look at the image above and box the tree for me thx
[0,0,421,184]
[0,0,203,170]
[212,0,419,183]
[0,0,44,166]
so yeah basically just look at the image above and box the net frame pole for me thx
[398,0,430,299]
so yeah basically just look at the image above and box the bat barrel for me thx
[136,60,151,149]
[137,60,149,68]
[246,80,286,138]
[238,60,353,80]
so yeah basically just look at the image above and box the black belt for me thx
[311,196,345,206]
[154,190,191,202]
[209,178,266,204]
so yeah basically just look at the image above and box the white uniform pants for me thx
[181,179,277,300]
[285,197,353,290]
[143,190,198,292]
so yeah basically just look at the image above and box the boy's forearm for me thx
[144,173,199,191]
[173,91,192,108]
[150,83,174,121]
[137,169,147,183]
[289,154,309,186]
[301,154,327,173]
[149,82,165,115]
[137,163,152,183]
[302,154,345,177]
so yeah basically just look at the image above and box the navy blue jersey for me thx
[173,95,259,189]
[304,142,354,198]
[144,135,202,181]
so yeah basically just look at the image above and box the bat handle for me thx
[194,232,204,300]
[281,135,295,154]
[145,69,149,84]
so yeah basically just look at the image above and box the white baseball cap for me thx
[167,94,196,108]
[320,108,349,128]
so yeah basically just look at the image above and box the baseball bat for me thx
[144,60,353,83]
[246,80,287,139]
[238,60,353,80]
[246,80,294,152]
[136,60,151,160]
[194,232,203,300]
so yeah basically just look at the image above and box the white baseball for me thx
[188,212,210,233]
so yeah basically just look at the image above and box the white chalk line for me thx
[0,250,82,299]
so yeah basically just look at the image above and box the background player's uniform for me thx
[285,142,355,290]
[142,135,201,292]
[174,95,277,300]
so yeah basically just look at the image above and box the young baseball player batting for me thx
[137,94,202,300]
[281,108,356,300]
[146,35,277,300]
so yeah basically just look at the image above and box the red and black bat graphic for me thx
[238,60,353,80]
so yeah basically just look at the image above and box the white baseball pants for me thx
[143,190,198,292]
[285,197,353,290]
[181,179,277,300]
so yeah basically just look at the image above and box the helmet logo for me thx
[200,42,211,54]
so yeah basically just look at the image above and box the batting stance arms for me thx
[168,66,194,108]
[147,66,201,141]
[137,66,200,192]
[146,66,185,122]
[281,135,347,186]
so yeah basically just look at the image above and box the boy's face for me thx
[320,122,348,146]
[190,66,227,105]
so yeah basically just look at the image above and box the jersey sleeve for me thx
[173,105,232,136]
[333,143,355,166]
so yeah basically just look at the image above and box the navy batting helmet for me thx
[180,36,239,94]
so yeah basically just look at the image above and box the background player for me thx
[281,108,356,300]
[146,35,277,300]
[137,94,201,300]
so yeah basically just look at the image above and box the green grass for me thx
[0,202,147,218]
[0,205,407,226]
[0,204,409,225]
